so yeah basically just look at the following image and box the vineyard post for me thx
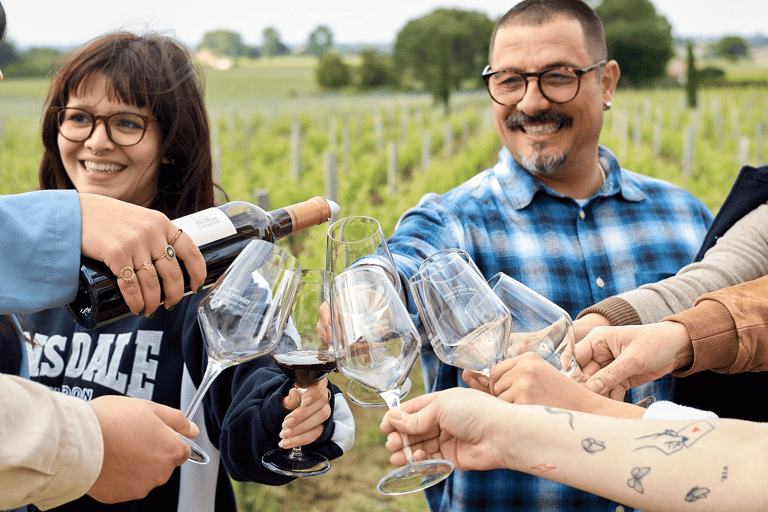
[328,116,338,155]
[616,111,627,162]
[739,137,750,169]
[443,124,453,158]
[388,141,397,198]
[325,151,338,215]
[652,120,662,156]
[374,112,384,152]
[731,107,741,145]
[291,117,301,180]
[421,130,430,174]
[682,124,695,177]
[756,122,765,166]
[253,188,270,211]
[341,120,351,174]
[632,113,642,148]
[400,108,409,143]
[243,125,252,178]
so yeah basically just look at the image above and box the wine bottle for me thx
[67,196,340,329]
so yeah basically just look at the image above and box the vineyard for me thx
[1,79,767,510]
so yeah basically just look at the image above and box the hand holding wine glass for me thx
[183,239,301,464]
[331,265,453,495]
[262,268,337,477]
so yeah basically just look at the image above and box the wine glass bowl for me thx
[331,265,453,495]
[409,249,511,376]
[488,272,585,382]
[326,215,412,406]
[183,239,301,464]
[262,268,337,477]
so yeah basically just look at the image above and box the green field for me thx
[1,55,767,512]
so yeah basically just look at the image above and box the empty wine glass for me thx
[489,272,586,382]
[184,239,301,464]
[326,215,412,407]
[262,268,337,477]
[409,249,511,376]
[331,265,453,495]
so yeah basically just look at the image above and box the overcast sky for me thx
[4,0,766,50]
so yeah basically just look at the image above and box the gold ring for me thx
[154,245,176,262]
[119,265,136,282]
[141,261,152,271]
[169,228,183,247]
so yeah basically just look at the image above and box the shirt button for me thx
[596,277,605,288]
[615,507,625,512]
[579,210,586,220]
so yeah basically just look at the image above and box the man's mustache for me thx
[505,111,573,131]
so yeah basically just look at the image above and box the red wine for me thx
[67,197,340,329]
[271,350,337,389]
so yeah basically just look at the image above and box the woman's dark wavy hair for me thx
[39,31,216,218]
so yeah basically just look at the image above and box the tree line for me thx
[0,0,761,111]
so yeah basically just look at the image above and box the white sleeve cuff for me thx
[642,400,718,420]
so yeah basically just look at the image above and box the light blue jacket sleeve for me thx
[0,190,82,314]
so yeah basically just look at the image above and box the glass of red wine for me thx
[262,268,338,476]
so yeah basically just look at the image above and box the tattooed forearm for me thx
[581,438,606,453]
[545,407,575,430]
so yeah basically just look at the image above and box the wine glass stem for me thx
[185,358,227,419]
[380,388,415,464]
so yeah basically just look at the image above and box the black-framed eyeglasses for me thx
[482,60,606,106]
[53,107,156,147]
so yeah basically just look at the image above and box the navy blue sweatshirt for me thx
[12,291,354,512]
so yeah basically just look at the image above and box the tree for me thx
[357,49,398,89]
[685,40,698,109]
[394,8,493,111]
[305,25,334,59]
[263,27,290,58]
[595,0,674,87]
[316,54,351,89]
[0,41,18,67]
[714,36,749,61]
[198,30,245,58]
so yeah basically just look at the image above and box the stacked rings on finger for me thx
[169,228,183,246]
[118,265,136,282]
[154,228,183,262]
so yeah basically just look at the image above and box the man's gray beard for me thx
[517,144,568,176]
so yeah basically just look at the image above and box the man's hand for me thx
[79,193,206,317]
[86,396,199,504]
[575,322,694,400]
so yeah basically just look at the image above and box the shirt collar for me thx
[496,145,647,210]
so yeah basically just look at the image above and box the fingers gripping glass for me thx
[54,107,156,146]
[482,60,606,106]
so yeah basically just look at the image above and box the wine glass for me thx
[408,249,511,376]
[331,265,453,495]
[326,215,412,407]
[183,239,301,464]
[262,268,337,477]
[488,272,586,382]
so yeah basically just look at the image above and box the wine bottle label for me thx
[172,207,237,246]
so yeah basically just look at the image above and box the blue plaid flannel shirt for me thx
[387,145,713,512]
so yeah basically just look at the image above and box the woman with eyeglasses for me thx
[7,31,352,512]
